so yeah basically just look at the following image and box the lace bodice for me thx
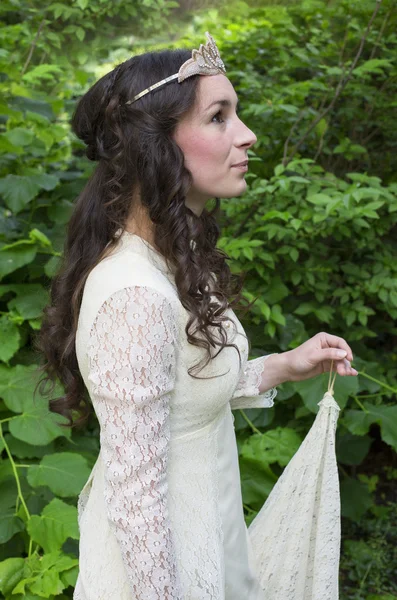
[82,283,277,599]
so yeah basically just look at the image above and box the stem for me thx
[352,395,368,412]
[358,370,397,394]
[238,409,262,435]
[0,424,32,557]
[243,503,256,514]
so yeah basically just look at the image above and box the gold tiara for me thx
[125,31,226,105]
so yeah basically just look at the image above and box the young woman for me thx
[37,32,357,600]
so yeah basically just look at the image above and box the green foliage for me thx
[339,502,397,599]
[0,0,396,597]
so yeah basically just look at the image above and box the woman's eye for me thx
[211,110,224,124]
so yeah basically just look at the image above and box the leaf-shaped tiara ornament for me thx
[177,31,226,82]
[125,31,226,105]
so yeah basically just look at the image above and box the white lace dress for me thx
[73,231,340,600]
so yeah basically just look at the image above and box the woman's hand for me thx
[285,331,358,383]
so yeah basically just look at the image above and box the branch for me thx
[283,0,384,167]
[282,107,306,166]
[21,19,46,77]
[369,7,392,60]
[234,199,262,238]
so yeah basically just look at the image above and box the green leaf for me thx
[306,193,331,205]
[343,402,397,452]
[44,255,62,278]
[0,175,40,213]
[336,431,372,465]
[9,408,70,445]
[242,247,253,260]
[353,58,392,77]
[75,26,86,41]
[340,476,372,521]
[240,455,278,511]
[293,302,313,316]
[28,498,80,552]
[270,304,286,326]
[28,452,92,497]
[241,427,302,467]
[0,364,43,411]
[0,365,70,444]
[60,564,79,588]
[0,557,25,596]
[0,316,21,362]
[4,128,34,147]
[0,511,25,544]
[293,372,357,413]
[274,164,285,177]
[21,64,64,84]
[7,285,49,319]
[47,199,74,224]
[0,244,37,280]
[4,434,55,459]
[29,172,59,192]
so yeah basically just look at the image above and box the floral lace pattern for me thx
[86,286,184,599]
[230,354,278,410]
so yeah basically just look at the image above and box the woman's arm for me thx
[86,285,183,599]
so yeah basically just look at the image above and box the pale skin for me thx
[126,74,358,387]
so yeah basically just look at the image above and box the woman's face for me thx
[172,74,257,216]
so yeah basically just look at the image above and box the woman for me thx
[37,32,357,599]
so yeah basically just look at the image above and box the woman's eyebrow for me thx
[204,98,240,112]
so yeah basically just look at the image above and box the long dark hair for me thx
[34,45,256,429]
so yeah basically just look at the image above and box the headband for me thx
[125,31,226,105]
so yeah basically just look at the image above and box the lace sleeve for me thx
[230,354,278,410]
[86,286,183,600]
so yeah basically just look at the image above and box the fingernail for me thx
[336,350,347,358]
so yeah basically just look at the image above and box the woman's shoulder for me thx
[89,232,175,291]
[79,233,179,330]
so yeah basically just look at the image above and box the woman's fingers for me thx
[336,358,358,376]
[318,331,354,362]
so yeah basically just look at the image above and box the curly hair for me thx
[34,45,257,429]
